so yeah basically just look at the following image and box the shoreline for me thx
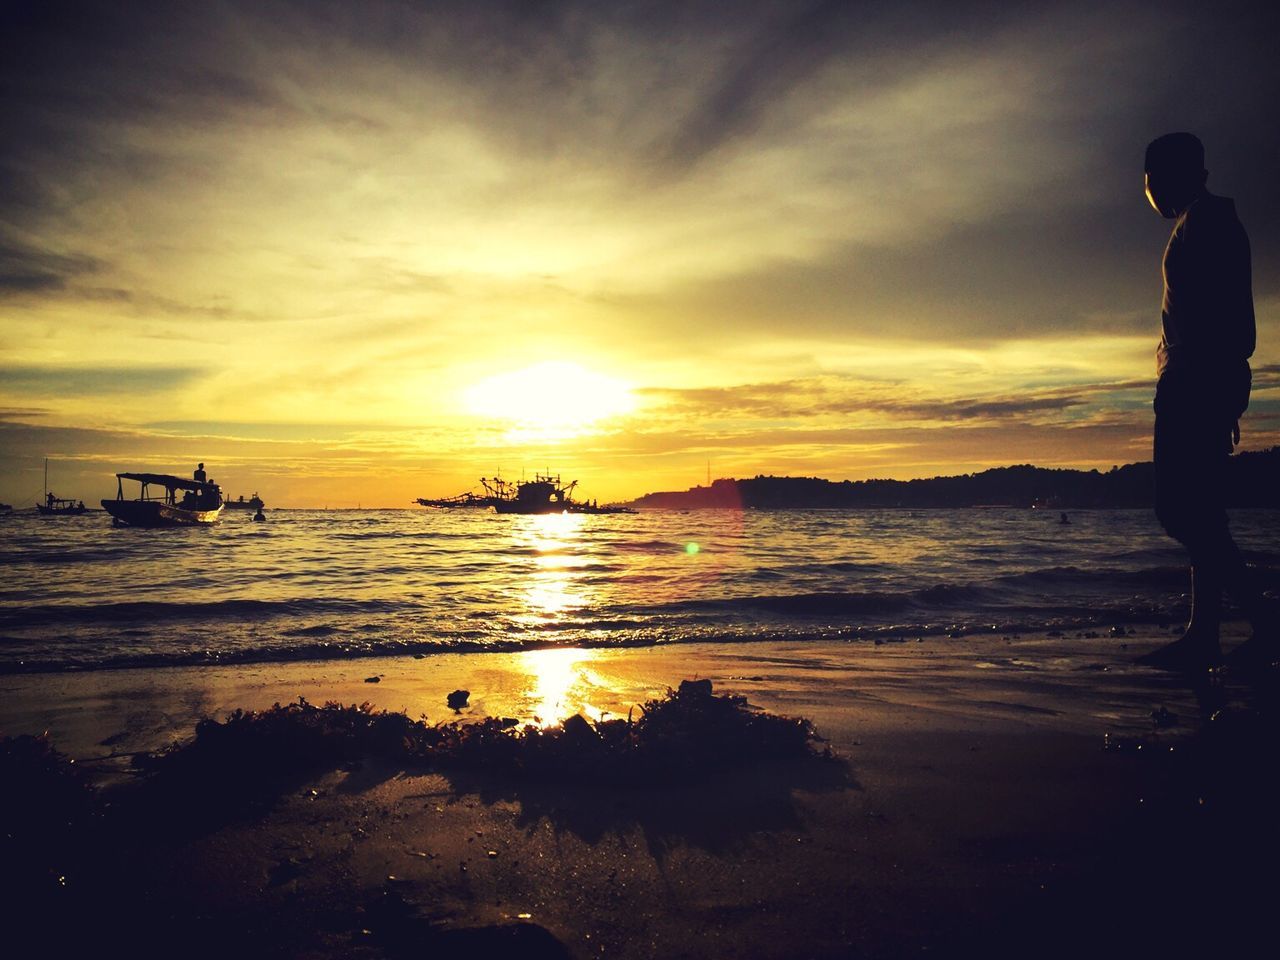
[5,627,1271,958]
[0,627,1238,765]
[0,612,1215,678]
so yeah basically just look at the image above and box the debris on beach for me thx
[447,689,470,710]
[678,678,712,698]
[364,676,381,683]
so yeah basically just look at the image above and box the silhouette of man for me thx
[193,462,206,484]
[1138,133,1272,671]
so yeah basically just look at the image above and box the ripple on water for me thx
[2,507,1277,672]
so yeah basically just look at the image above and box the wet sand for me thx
[2,627,1273,958]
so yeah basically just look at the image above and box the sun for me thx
[463,361,636,435]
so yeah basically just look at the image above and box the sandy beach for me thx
[4,626,1274,958]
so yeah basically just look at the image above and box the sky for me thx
[2,0,1278,507]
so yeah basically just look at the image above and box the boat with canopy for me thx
[101,472,225,527]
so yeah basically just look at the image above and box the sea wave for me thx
[3,506,1277,674]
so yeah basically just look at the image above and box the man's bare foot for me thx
[1136,633,1222,672]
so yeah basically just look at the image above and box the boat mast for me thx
[44,458,48,499]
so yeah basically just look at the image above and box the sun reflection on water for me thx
[513,511,590,622]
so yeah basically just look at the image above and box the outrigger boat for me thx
[36,459,87,515]
[102,472,225,527]
[37,494,87,516]
[416,474,635,515]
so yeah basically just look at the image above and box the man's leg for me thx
[1140,411,1228,669]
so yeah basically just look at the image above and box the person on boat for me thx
[1136,132,1274,672]
[193,462,207,484]
[46,492,56,507]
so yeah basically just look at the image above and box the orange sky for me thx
[2,1,1277,506]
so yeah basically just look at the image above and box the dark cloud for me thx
[609,211,1159,343]
[639,376,1147,422]
[0,405,50,420]
[1251,363,1280,389]
[0,365,205,396]
[657,1,870,164]
[0,236,101,294]
[3,1,1276,287]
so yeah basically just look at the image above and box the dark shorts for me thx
[1152,374,1236,556]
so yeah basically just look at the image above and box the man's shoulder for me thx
[1187,193,1239,223]
[1182,193,1245,241]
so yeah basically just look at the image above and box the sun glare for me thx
[463,361,636,433]
[519,647,600,726]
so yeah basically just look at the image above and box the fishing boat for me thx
[101,472,224,527]
[37,495,86,515]
[225,493,265,511]
[36,459,87,515]
[491,474,573,514]
[416,474,635,515]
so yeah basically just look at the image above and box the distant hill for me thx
[628,446,1280,510]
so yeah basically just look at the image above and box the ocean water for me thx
[2,507,1278,673]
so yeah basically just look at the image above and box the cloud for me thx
[0,365,205,396]
[0,235,101,294]
[639,375,1148,426]
[0,405,51,420]
[1,1,1277,501]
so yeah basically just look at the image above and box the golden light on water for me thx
[506,514,613,725]
[515,512,589,622]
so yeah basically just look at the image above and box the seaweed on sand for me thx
[0,683,828,956]
[0,734,102,907]
[135,679,825,792]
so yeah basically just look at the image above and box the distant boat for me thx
[37,496,86,515]
[36,458,87,516]
[0,502,12,514]
[101,472,224,527]
[225,493,265,511]
[417,474,636,515]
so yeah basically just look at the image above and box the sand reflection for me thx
[518,646,602,726]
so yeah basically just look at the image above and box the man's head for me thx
[1144,132,1207,219]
